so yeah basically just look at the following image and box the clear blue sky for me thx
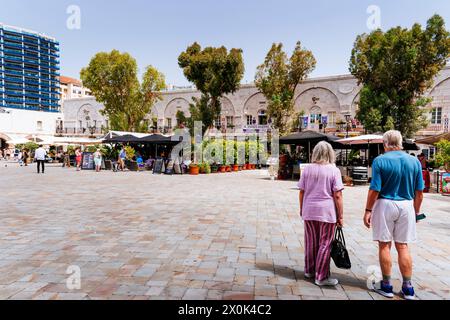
[1,0,449,86]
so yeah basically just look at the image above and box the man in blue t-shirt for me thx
[364,130,424,300]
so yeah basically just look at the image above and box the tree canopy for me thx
[80,50,166,132]
[255,42,316,134]
[349,14,450,137]
[178,43,244,131]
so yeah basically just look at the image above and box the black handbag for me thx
[331,227,351,269]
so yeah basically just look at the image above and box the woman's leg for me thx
[304,220,319,276]
[315,222,335,281]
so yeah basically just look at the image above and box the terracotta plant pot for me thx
[226,165,231,172]
[246,163,251,170]
[189,165,199,175]
[219,166,226,173]
[233,165,239,172]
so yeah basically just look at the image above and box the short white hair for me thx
[383,130,403,149]
[311,141,336,164]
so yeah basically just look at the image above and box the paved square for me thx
[0,163,449,300]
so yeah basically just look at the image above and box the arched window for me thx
[258,110,268,125]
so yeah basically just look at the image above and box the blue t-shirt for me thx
[370,151,424,200]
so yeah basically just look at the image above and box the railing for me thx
[3,42,23,49]
[57,127,105,135]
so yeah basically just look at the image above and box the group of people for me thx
[298,130,424,300]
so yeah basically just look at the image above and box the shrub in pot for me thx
[189,164,199,175]
[211,164,219,173]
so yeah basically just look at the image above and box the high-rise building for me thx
[0,23,60,112]
[0,23,62,147]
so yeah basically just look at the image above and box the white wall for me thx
[0,108,62,136]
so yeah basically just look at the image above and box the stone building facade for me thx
[61,66,450,139]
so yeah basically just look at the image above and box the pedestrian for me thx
[63,151,71,168]
[34,144,47,174]
[298,141,344,287]
[75,148,82,171]
[23,149,29,166]
[17,150,23,166]
[118,146,126,171]
[93,148,102,172]
[364,130,424,300]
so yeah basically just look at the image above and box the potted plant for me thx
[233,163,239,172]
[189,163,199,175]
[211,163,219,173]
[343,175,353,186]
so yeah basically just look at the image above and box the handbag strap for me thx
[335,227,346,247]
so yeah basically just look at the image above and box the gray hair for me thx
[311,141,336,164]
[383,130,403,149]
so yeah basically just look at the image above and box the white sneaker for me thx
[315,278,339,287]
[304,273,314,279]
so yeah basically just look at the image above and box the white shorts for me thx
[372,199,417,243]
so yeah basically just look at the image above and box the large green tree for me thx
[80,50,166,132]
[350,14,450,137]
[178,43,244,132]
[255,42,316,134]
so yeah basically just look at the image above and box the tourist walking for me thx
[75,148,82,171]
[298,141,344,286]
[364,130,424,300]
[118,147,126,171]
[94,148,102,172]
[22,149,29,166]
[34,145,47,174]
[63,151,71,168]
[17,150,23,166]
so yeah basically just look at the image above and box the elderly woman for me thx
[298,141,344,286]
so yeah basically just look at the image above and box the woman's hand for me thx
[337,216,344,228]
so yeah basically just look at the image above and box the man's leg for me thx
[395,242,412,280]
[41,160,45,174]
[378,242,392,281]
[37,160,41,173]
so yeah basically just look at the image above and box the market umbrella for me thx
[415,132,450,146]
[139,134,175,144]
[280,130,341,162]
[139,134,183,158]
[103,134,141,144]
[337,134,385,171]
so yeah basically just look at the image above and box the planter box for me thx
[190,166,199,175]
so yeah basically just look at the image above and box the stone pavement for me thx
[0,162,449,300]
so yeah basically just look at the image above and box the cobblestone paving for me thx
[0,163,449,300]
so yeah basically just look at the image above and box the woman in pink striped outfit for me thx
[298,141,344,286]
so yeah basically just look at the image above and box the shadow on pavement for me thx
[256,263,369,291]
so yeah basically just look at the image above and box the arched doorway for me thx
[243,93,269,127]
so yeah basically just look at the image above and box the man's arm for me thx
[364,189,379,229]
[414,190,423,215]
